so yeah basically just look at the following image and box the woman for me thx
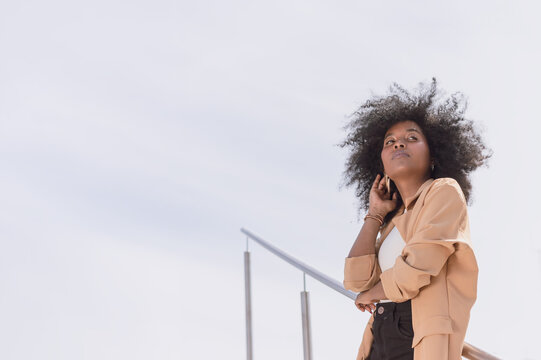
[339,79,492,360]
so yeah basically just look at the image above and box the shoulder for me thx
[424,177,466,205]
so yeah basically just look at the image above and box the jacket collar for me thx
[403,177,435,210]
[376,177,435,249]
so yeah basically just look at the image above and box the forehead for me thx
[384,120,423,136]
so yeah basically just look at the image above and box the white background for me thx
[0,0,540,359]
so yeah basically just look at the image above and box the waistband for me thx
[374,299,411,317]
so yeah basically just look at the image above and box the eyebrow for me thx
[384,128,421,139]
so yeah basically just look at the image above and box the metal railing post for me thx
[244,249,253,360]
[300,273,312,360]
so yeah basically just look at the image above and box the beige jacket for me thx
[343,177,478,360]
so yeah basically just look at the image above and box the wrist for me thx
[368,209,387,218]
[374,281,387,300]
[364,212,384,226]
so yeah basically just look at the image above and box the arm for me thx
[347,217,380,257]
[379,179,468,302]
[344,173,397,294]
[343,218,382,292]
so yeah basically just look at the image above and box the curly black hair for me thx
[338,78,493,225]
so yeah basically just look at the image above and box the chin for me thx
[388,167,424,180]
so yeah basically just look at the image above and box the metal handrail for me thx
[241,227,500,360]
[241,228,357,300]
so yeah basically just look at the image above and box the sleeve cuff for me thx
[343,254,379,291]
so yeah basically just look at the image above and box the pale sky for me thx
[0,0,540,359]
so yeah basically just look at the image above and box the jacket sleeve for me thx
[343,237,383,292]
[379,178,468,302]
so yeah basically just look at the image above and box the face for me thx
[380,120,432,181]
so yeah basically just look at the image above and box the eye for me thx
[385,139,394,145]
[408,135,417,140]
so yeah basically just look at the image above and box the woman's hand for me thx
[355,281,387,313]
[368,174,398,217]
[355,292,376,313]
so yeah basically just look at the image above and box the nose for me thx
[393,139,406,149]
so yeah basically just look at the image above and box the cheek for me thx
[411,142,431,160]
[380,148,390,162]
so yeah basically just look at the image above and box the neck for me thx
[394,174,431,207]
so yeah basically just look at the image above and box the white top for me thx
[377,208,406,303]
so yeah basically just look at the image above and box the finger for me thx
[378,177,386,191]
[372,174,381,189]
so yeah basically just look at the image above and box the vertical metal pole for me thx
[244,250,253,360]
[300,273,312,360]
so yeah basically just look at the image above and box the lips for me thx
[392,151,409,159]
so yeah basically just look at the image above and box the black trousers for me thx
[366,300,414,360]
